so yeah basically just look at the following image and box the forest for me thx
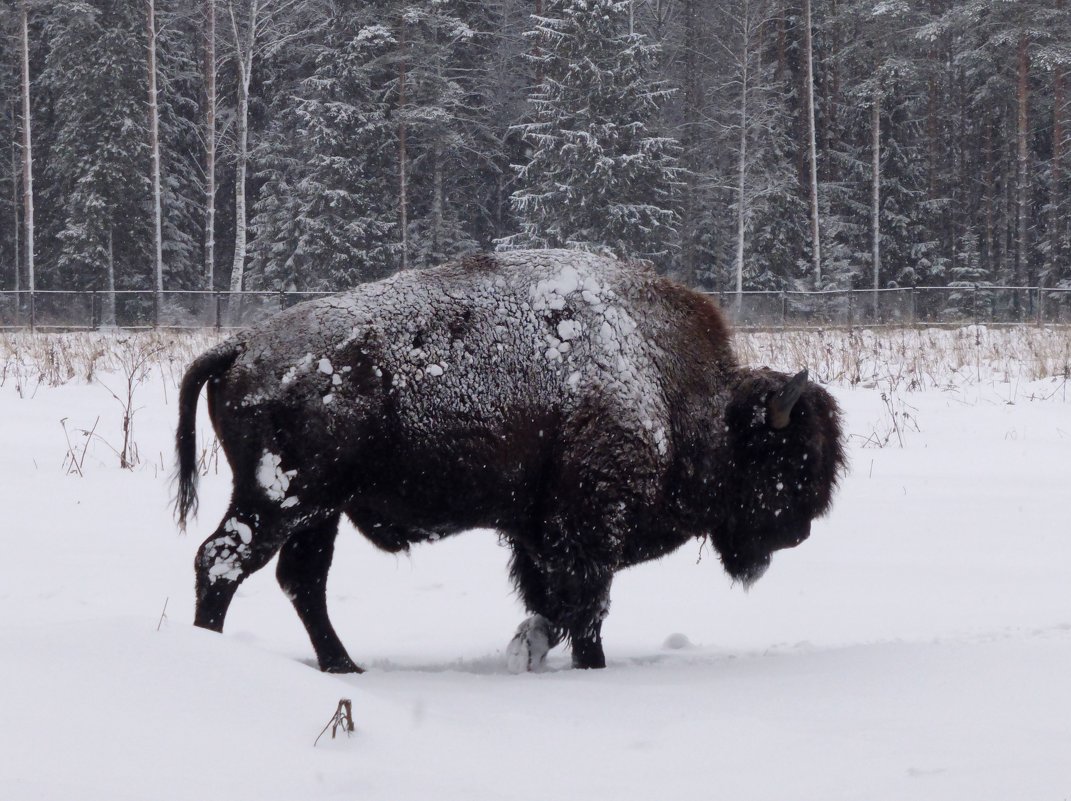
[1,0,1069,296]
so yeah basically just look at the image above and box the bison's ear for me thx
[768,369,808,429]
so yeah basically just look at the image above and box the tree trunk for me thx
[398,15,409,272]
[951,61,963,277]
[679,0,702,285]
[204,0,217,290]
[775,0,786,80]
[825,0,839,181]
[801,0,821,287]
[871,85,880,300]
[984,118,995,276]
[231,71,249,292]
[10,110,19,294]
[105,225,117,326]
[1003,119,1015,283]
[148,0,164,296]
[20,0,34,293]
[1015,34,1029,289]
[1050,22,1064,286]
[229,0,257,294]
[734,0,749,305]
[431,147,443,263]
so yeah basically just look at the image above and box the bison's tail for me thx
[174,340,242,531]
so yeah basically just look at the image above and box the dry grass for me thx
[735,326,1071,392]
[1,326,1068,397]
[0,331,224,395]
[2,327,1065,467]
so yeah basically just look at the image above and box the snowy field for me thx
[1,327,1069,801]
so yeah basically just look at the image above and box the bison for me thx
[176,250,845,672]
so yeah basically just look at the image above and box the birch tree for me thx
[9,109,18,292]
[147,0,164,295]
[224,0,311,293]
[711,0,781,303]
[19,0,34,293]
[801,0,821,287]
[204,0,217,289]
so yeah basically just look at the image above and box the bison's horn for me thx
[768,369,808,429]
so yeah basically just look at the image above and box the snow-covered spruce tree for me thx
[40,0,151,297]
[502,0,682,263]
[249,10,399,290]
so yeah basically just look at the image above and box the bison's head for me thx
[710,368,845,586]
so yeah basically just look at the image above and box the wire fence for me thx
[1,285,1070,332]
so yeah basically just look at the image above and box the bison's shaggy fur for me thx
[176,250,844,671]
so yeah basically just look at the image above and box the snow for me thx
[256,451,297,503]
[1,330,1070,800]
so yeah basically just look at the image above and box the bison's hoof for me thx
[320,657,364,674]
[505,615,554,674]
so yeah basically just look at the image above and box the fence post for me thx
[909,287,916,326]
[1037,288,1044,326]
[29,291,36,333]
[215,292,223,331]
[847,289,854,332]
[152,291,159,329]
[92,290,99,330]
[780,291,787,330]
[279,289,286,312]
[973,284,979,326]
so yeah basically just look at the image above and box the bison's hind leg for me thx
[276,517,362,674]
[193,500,294,632]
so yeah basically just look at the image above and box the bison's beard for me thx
[718,548,771,588]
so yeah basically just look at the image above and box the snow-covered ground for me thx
[1,329,1069,801]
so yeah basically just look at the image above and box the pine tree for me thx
[40,0,151,297]
[249,8,398,289]
[503,0,682,262]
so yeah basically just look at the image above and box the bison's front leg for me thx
[508,548,613,670]
[505,614,562,673]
